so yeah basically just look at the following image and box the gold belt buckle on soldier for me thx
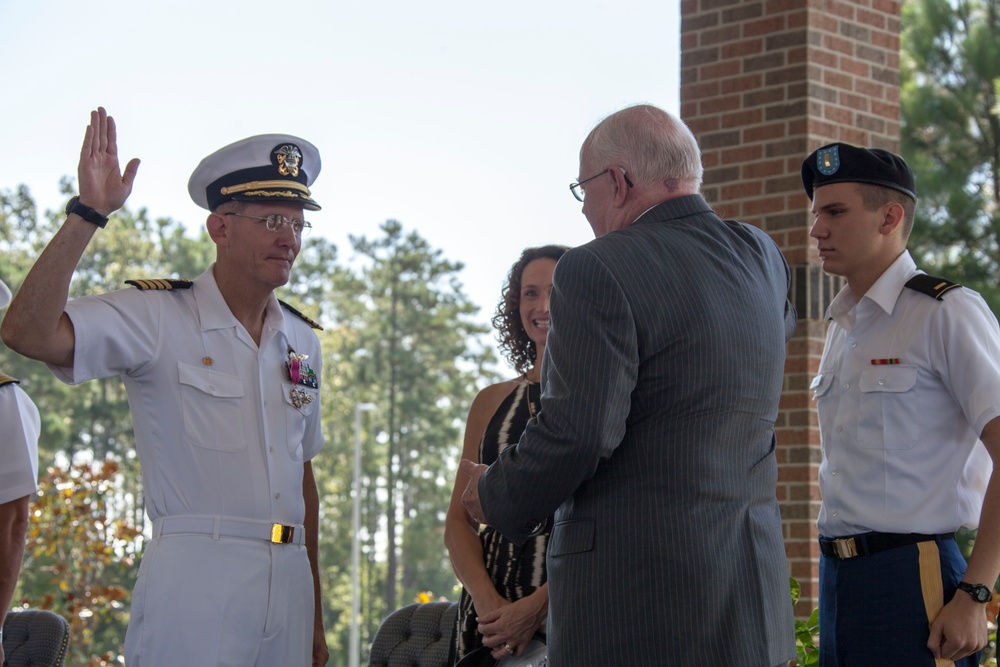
[271,524,295,544]
[833,537,859,559]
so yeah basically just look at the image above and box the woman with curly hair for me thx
[445,244,569,664]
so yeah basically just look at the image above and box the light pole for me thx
[350,402,376,667]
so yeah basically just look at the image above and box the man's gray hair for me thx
[584,104,703,192]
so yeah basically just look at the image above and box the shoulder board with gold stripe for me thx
[125,278,193,291]
[0,372,20,388]
[279,300,323,330]
[905,274,961,301]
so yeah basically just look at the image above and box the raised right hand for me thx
[77,106,140,216]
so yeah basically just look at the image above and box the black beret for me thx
[188,134,321,212]
[801,143,915,201]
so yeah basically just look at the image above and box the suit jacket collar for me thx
[632,194,714,226]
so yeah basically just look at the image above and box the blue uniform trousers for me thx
[819,535,980,667]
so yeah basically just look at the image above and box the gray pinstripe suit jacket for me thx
[479,195,797,666]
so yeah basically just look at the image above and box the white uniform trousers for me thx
[124,532,314,666]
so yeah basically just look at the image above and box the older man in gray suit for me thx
[461,104,797,665]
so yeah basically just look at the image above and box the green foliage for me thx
[789,578,820,666]
[310,219,497,659]
[901,0,1000,311]
[16,457,141,666]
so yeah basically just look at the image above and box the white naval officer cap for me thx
[187,134,322,212]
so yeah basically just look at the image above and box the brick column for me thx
[679,0,903,616]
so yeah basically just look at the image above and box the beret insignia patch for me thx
[817,145,840,176]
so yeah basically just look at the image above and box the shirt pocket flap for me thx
[178,362,245,398]
[810,371,835,400]
[859,364,917,393]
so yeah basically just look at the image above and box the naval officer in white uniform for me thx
[1,107,330,667]
[0,277,41,667]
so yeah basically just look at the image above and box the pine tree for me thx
[902,0,1000,310]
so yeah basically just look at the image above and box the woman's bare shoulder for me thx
[467,378,521,425]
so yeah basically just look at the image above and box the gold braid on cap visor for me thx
[220,180,312,197]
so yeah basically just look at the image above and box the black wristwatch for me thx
[65,196,109,228]
[957,582,993,603]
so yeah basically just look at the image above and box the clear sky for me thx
[0,0,680,329]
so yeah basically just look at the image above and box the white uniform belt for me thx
[152,516,305,546]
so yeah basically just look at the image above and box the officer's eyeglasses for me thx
[569,168,634,202]
[224,213,312,237]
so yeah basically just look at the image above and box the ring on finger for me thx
[503,642,514,655]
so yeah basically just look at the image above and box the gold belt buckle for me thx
[833,537,858,559]
[271,524,295,544]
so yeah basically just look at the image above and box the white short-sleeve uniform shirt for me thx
[0,379,40,504]
[813,251,1000,537]
[49,265,324,526]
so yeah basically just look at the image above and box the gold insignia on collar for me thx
[274,145,302,177]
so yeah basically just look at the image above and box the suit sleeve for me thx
[779,248,796,342]
[478,247,639,544]
[747,223,796,342]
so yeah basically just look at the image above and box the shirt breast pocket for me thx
[281,384,318,461]
[858,364,919,449]
[178,362,247,452]
[810,371,837,429]
[810,371,835,400]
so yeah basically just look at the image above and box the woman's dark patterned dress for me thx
[455,379,552,661]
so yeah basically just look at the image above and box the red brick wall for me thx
[679,0,903,616]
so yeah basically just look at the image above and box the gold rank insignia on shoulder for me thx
[904,274,960,301]
[279,299,323,330]
[0,372,20,388]
[125,278,194,290]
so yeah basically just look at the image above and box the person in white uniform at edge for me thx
[0,277,41,667]
[1,107,330,667]
[804,143,1000,667]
